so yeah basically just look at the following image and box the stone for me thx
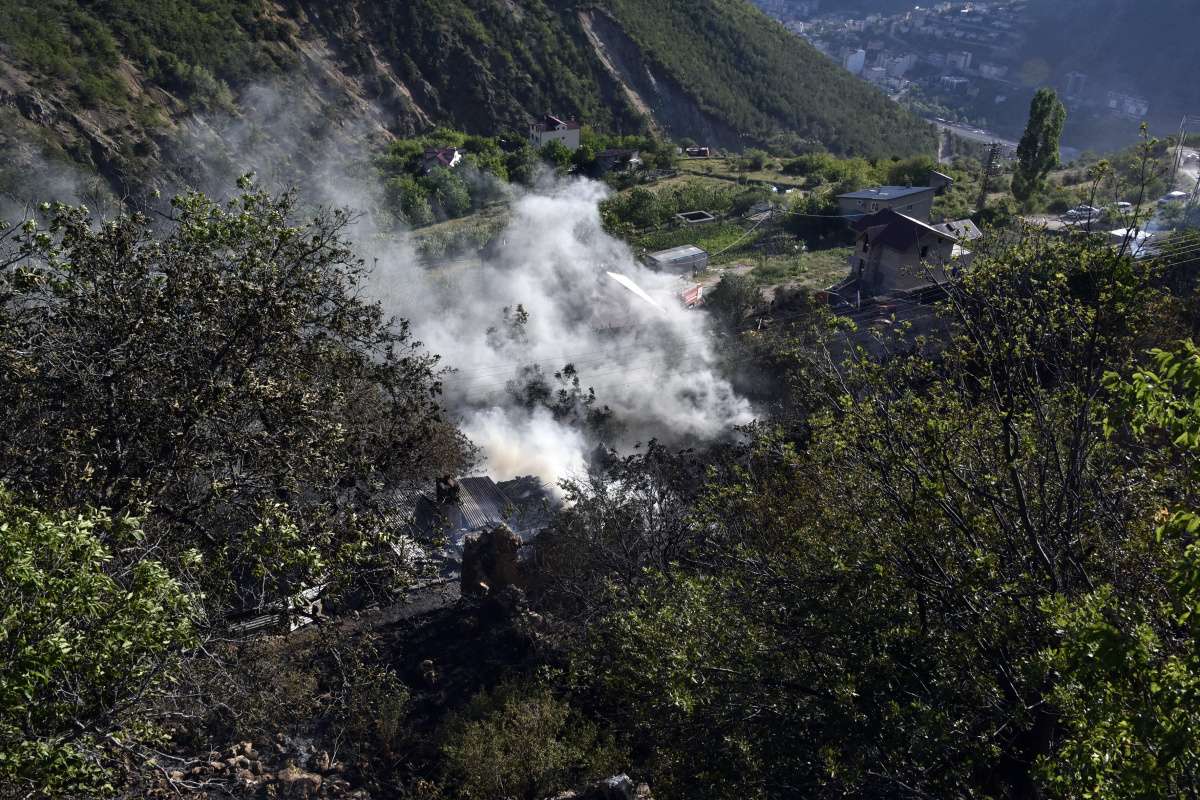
[277,764,323,799]
[579,774,637,800]
[167,770,184,781]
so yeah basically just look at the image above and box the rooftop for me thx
[853,208,957,250]
[532,114,581,132]
[838,185,935,201]
[647,245,708,261]
[933,218,983,241]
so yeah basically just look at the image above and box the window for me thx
[920,245,929,259]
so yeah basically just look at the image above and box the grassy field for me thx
[633,221,765,263]
[747,247,852,289]
[678,157,808,190]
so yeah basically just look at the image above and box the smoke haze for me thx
[369,176,756,487]
[7,84,756,488]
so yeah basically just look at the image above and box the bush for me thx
[0,490,194,797]
[440,682,624,800]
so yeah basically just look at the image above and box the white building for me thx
[529,114,581,151]
[1106,91,1150,120]
[979,62,1008,80]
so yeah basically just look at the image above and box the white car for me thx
[1159,191,1189,204]
[1063,205,1102,222]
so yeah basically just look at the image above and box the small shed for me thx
[645,245,709,273]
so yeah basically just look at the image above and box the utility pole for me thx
[976,142,1001,214]
[1169,114,1200,190]
[1169,116,1188,190]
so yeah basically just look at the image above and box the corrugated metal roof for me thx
[398,475,557,541]
[457,476,512,531]
[933,218,983,241]
[648,245,707,261]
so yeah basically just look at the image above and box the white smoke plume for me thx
[368,176,756,486]
[10,81,755,488]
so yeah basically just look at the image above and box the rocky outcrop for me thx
[548,774,655,800]
[165,738,364,799]
[578,10,745,150]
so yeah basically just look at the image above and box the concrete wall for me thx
[849,232,954,294]
[530,127,581,151]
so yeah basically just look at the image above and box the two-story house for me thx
[847,208,981,295]
[529,114,581,151]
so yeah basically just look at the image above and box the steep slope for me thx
[603,0,934,156]
[0,0,933,203]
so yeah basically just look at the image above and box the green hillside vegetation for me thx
[0,0,936,199]
[0,0,287,109]
[606,0,935,156]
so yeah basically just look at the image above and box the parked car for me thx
[1159,191,1189,204]
[1062,204,1102,222]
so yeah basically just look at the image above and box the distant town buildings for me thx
[979,62,1008,80]
[1106,91,1150,120]
[756,0,1167,137]
[940,75,970,93]
[843,48,866,75]
[946,50,973,71]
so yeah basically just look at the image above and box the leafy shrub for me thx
[0,490,194,797]
[440,682,624,800]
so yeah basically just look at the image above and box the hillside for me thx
[0,0,934,202]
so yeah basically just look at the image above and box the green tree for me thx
[566,235,1176,798]
[0,184,467,618]
[0,490,193,796]
[1012,88,1066,205]
[426,166,472,218]
[1038,341,1200,798]
[540,139,574,170]
[440,682,623,800]
[704,272,760,329]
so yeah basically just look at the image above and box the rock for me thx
[207,760,225,773]
[167,770,184,781]
[579,774,637,800]
[314,750,331,773]
[277,764,323,799]
[235,768,259,788]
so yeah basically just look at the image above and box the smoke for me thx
[368,175,756,486]
[11,81,755,487]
